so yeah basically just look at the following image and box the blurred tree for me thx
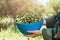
[48,0,60,12]
[0,0,8,17]
[6,0,44,18]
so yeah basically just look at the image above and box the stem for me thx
[28,38,29,40]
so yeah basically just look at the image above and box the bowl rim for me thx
[16,20,43,25]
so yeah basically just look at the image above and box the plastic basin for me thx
[16,21,43,35]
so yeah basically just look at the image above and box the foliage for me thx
[0,0,8,17]
[0,17,14,30]
[48,0,60,12]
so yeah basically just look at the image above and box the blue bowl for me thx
[16,21,43,35]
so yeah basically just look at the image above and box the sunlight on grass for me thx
[0,25,45,40]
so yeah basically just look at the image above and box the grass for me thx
[0,25,45,40]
